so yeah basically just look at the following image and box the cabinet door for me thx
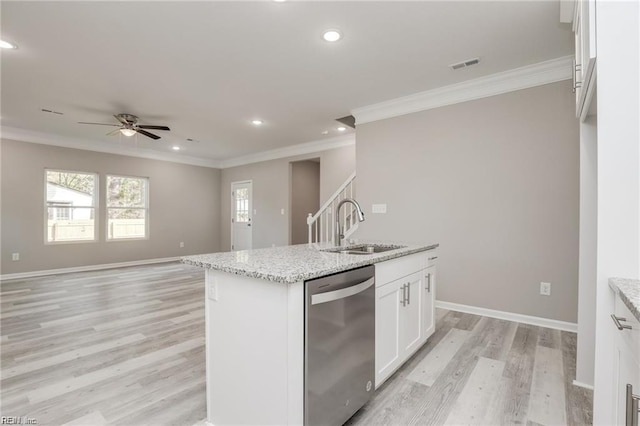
[613,299,640,425]
[375,280,403,387]
[614,342,640,426]
[399,271,424,356]
[422,266,436,342]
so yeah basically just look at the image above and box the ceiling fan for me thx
[78,114,170,140]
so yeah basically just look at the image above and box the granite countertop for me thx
[182,241,439,284]
[609,277,640,322]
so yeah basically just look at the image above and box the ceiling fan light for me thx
[120,128,136,137]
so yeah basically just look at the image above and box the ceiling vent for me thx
[449,57,480,70]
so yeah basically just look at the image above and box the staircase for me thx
[307,172,357,244]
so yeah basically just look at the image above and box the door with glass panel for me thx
[231,181,252,251]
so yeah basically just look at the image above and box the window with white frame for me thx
[46,170,97,243]
[106,175,149,240]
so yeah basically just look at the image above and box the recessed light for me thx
[0,40,17,49]
[322,30,342,42]
[252,119,264,125]
[337,126,347,132]
[172,146,181,151]
[321,130,329,135]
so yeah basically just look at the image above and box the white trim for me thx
[572,380,595,391]
[2,126,223,168]
[352,56,574,125]
[218,135,355,169]
[435,300,578,333]
[0,256,181,281]
[2,126,355,170]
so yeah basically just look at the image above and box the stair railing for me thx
[307,172,357,245]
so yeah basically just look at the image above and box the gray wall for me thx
[1,139,221,275]
[355,81,579,323]
[220,145,356,250]
[290,160,320,245]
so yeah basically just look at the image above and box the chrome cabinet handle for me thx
[400,284,406,307]
[626,384,640,426]
[572,59,582,93]
[428,256,438,261]
[612,314,633,331]
[426,273,431,292]
[407,282,411,305]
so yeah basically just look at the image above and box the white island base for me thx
[205,270,304,425]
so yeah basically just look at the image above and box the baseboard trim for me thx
[0,257,182,281]
[435,300,578,333]
[572,380,595,391]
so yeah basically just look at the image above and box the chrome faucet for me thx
[334,198,365,246]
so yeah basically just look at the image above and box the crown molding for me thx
[352,55,573,125]
[1,126,223,168]
[1,126,355,170]
[218,134,355,169]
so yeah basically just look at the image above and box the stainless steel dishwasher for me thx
[305,265,375,426]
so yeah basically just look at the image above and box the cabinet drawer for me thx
[375,251,433,287]
[614,297,640,365]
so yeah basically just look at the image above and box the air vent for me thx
[449,57,480,70]
[41,108,64,115]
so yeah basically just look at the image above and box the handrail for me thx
[307,171,356,225]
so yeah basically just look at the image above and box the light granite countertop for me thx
[609,277,640,322]
[182,241,439,284]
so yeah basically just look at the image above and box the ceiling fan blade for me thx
[136,129,161,140]
[114,114,128,125]
[137,125,170,131]
[78,122,120,126]
[106,129,121,136]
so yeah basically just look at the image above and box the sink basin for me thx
[322,244,407,255]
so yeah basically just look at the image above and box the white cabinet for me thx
[612,295,640,425]
[421,265,436,342]
[374,251,437,387]
[572,0,597,120]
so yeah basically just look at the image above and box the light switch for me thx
[281,208,285,215]
[372,204,387,214]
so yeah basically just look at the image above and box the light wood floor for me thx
[1,262,592,425]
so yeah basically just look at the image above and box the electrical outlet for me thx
[179,242,185,248]
[280,208,285,215]
[12,253,19,261]
[540,282,551,296]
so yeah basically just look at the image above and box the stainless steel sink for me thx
[322,244,406,255]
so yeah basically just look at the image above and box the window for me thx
[106,175,149,240]
[46,170,97,243]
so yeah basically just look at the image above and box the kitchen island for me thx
[183,241,438,425]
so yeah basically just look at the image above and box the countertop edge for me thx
[182,243,438,284]
[609,277,640,322]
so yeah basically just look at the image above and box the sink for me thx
[322,244,406,255]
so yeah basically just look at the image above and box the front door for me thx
[231,181,252,251]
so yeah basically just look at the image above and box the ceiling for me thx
[1,1,573,166]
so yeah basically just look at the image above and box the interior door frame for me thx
[230,180,253,251]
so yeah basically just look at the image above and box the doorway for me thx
[290,159,320,245]
[231,180,252,251]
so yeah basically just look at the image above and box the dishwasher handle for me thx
[311,277,375,305]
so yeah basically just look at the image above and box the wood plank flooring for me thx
[347,311,593,426]
[1,263,592,425]
[1,263,206,426]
